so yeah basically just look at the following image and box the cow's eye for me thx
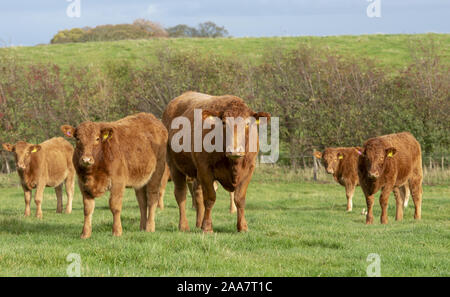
[96,137,100,143]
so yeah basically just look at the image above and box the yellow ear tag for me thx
[103,134,108,140]
[31,148,37,153]
[338,155,343,159]
[255,119,260,124]
[387,152,393,157]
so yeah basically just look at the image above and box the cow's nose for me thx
[81,156,94,166]
[17,163,26,170]
[326,168,334,174]
[369,171,379,178]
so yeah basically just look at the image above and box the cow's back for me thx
[39,137,75,185]
[110,113,168,185]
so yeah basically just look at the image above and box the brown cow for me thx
[315,147,410,212]
[61,113,168,238]
[2,137,75,218]
[162,91,270,233]
[358,132,423,224]
[314,147,361,212]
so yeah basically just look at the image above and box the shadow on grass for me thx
[0,217,79,235]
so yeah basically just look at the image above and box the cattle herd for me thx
[2,91,423,238]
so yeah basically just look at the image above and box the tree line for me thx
[50,19,229,44]
[0,40,449,171]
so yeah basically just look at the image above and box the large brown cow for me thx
[2,137,75,218]
[162,91,270,233]
[358,132,423,224]
[315,147,410,212]
[61,113,168,238]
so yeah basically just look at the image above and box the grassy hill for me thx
[1,34,449,71]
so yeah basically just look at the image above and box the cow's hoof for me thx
[112,230,123,237]
[65,209,72,214]
[202,229,214,234]
[179,224,190,232]
[80,233,91,239]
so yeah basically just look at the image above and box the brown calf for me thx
[2,137,75,218]
[315,147,410,212]
[162,91,269,233]
[358,132,423,224]
[314,147,361,211]
[61,113,168,238]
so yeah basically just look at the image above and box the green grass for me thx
[2,34,449,71]
[0,169,449,276]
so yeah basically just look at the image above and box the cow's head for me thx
[2,141,41,170]
[314,148,343,174]
[202,104,270,160]
[361,141,396,179]
[61,122,112,168]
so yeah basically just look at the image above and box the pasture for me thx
[2,34,450,71]
[0,167,449,277]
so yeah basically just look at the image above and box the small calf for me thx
[2,137,75,218]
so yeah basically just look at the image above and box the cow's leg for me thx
[234,178,253,232]
[81,194,95,239]
[171,167,189,231]
[135,187,147,231]
[196,171,216,233]
[365,194,375,225]
[55,184,63,213]
[145,159,166,233]
[23,187,32,217]
[229,192,237,214]
[188,179,196,209]
[65,172,75,214]
[399,184,410,208]
[157,167,170,210]
[393,187,404,221]
[379,186,393,224]
[192,179,204,228]
[410,177,423,220]
[345,183,355,212]
[34,183,45,219]
[109,183,125,237]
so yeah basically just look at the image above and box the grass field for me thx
[0,168,449,277]
[1,34,449,71]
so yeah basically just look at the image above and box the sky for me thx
[0,0,449,46]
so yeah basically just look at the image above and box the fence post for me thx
[442,156,445,170]
[429,157,432,170]
[313,149,318,181]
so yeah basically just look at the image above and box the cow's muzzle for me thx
[368,171,379,179]
[80,156,95,166]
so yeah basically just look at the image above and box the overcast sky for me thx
[0,0,449,46]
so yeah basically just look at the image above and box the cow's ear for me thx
[355,146,364,155]
[314,151,322,159]
[337,152,344,160]
[2,143,14,152]
[253,111,271,124]
[386,147,397,158]
[101,128,113,142]
[202,110,223,121]
[29,145,41,154]
[61,125,76,138]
